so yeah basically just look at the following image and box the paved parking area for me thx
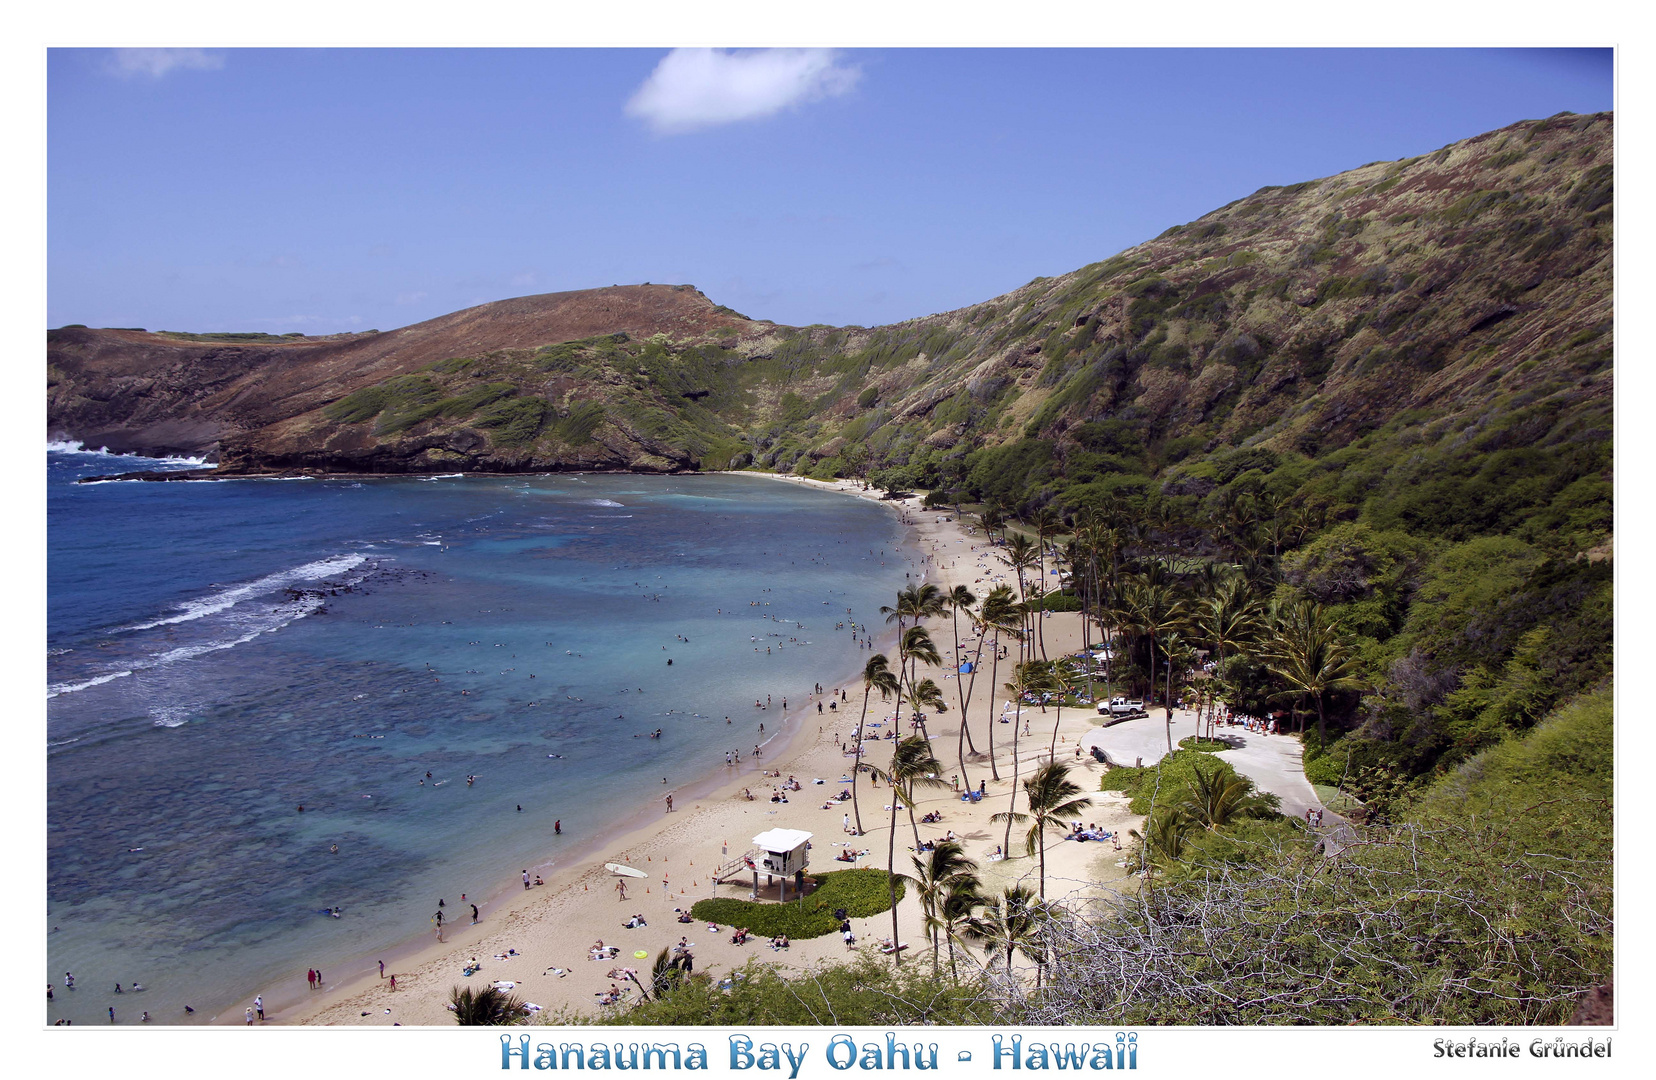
[1078,707,1321,820]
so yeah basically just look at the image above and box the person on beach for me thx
[555,820,561,834]
[389,974,397,991]
[245,1007,253,1025]
[254,994,264,1021]
[471,903,480,925]
[379,960,385,979]
[523,869,531,889]
[307,969,315,990]
[616,879,628,901]
[664,793,673,812]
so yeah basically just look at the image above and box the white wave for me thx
[47,670,133,698]
[47,737,82,748]
[48,440,209,466]
[121,554,367,632]
[422,473,465,480]
[583,499,626,507]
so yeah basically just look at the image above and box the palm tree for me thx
[990,760,1093,900]
[975,586,1023,781]
[852,654,899,836]
[1003,533,1039,658]
[1045,660,1073,758]
[898,626,942,718]
[936,876,985,983]
[964,884,1046,985]
[1030,506,1062,661]
[1120,574,1188,753]
[999,662,1054,853]
[910,839,981,978]
[1179,761,1266,830]
[904,675,947,746]
[870,735,952,961]
[945,585,980,779]
[448,983,525,1025]
[1195,577,1264,739]
[1266,601,1365,749]
[1128,809,1190,880]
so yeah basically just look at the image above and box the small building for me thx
[750,828,812,901]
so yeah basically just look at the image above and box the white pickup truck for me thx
[1097,697,1148,720]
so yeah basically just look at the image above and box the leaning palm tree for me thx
[999,662,1055,853]
[448,983,525,1025]
[910,839,981,978]
[964,884,1047,986]
[936,875,985,983]
[869,735,952,962]
[852,654,899,836]
[974,586,1023,781]
[990,760,1093,900]
[945,585,981,777]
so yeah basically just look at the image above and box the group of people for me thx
[1065,822,1119,847]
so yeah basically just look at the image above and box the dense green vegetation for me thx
[688,869,904,938]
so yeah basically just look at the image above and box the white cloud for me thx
[625,48,859,134]
[107,48,225,79]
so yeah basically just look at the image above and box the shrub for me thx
[688,869,904,939]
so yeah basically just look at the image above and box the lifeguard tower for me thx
[748,828,812,902]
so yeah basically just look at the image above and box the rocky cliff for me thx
[50,112,1611,490]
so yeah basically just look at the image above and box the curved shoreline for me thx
[268,477,926,1025]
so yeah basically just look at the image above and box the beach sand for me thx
[279,476,1141,1026]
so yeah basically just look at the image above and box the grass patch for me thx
[1178,736,1232,753]
[688,868,904,939]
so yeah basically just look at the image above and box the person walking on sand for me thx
[389,974,397,991]
[665,793,673,812]
[254,994,264,1021]
[471,903,479,925]
[616,878,628,901]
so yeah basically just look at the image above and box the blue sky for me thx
[47,47,1613,333]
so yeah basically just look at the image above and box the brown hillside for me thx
[47,284,759,458]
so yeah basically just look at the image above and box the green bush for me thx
[1177,736,1231,753]
[688,869,904,939]
[1103,749,1259,815]
[479,397,551,445]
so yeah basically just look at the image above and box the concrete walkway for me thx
[1078,706,1322,821]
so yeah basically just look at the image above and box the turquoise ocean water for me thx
[46,450,915,1025]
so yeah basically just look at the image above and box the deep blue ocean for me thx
[46,449,914,1025]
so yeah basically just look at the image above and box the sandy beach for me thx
[279,475,1141,1026]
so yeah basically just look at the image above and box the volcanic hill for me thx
[50,111,1611,498]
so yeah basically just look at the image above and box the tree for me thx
[899,626,943,733]
[853,654,899,836]
[1266,601,1365,748]
[910,840,982,978]
[448,983,525,1025]
[1127,809,1190,879]
[946,584,981,782]
[990,760,1093,900]
[870,735,952,961]
[1178,761,1269,830]
[964,885,1047,985]
[1120,573,1188,753]
[974,586,1024,781]
[904,676,947,757]
[1195,578,1264,739]
[999,662,1054,853]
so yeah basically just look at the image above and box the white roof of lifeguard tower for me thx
[752,828,812,852]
